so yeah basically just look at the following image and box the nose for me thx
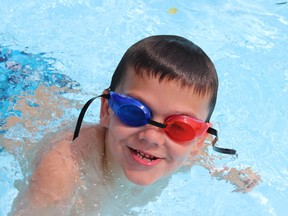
[137,124,166,148]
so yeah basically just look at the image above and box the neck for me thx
[102,146,169,207]
[101,168,169,215]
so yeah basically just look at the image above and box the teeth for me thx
[135,150,156,161]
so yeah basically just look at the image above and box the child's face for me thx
[100,67,211,186]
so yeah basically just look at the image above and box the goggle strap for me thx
[207,127,237,155]
[73,94,110,140]
[148,119,166,128]
[207,127,218,144]
[213,145,237,155]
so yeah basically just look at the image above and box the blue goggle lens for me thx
[118,105,149,126]
[109,91,152,127]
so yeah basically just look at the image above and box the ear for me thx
[99,90,110,128]
[190,133,207,156]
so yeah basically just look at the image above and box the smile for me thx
[129,147,161,166]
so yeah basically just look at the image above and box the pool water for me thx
[1,0,288,215]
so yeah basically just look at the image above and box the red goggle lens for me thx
[164,115,210,142]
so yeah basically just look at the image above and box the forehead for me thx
[117,67,211,121]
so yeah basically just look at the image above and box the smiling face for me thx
[100,67,211,186]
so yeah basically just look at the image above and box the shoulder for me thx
[71,124,106,161]
[27,125,106,205]
[27,129,79,205]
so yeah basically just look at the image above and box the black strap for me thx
[73,94,109,140]
[213,145,237,155]
[207,127,237,155]
[207,127,218,145]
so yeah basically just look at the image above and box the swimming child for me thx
[10,35,237,215]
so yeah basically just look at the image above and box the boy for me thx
[11,35,236,215]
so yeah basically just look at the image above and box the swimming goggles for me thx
[73,91,236,155]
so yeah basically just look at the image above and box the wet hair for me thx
[108,35,218,121]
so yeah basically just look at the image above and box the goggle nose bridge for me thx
[147,119,166,129]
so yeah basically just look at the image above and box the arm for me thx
[210,166,261,193]
[11,133,79,215]
[188,141,261,193]
[29,138,79,204]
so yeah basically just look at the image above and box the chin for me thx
[132,180,155,186]
[125,172,159,186]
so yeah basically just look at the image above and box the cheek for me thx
[106,111,139,141]
[105,117,124,146]
[174,136,204,161]
[163,145,193,176]
[168,142,195,164]
[190,135,206,156]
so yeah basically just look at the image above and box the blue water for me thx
[1,0,288,215]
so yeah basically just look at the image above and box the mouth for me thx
[129,147,161,166]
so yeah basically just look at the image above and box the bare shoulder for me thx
[28,125,105,203]
[11,125,106,214]
[27,130,79,206]
[71,124,106,163]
